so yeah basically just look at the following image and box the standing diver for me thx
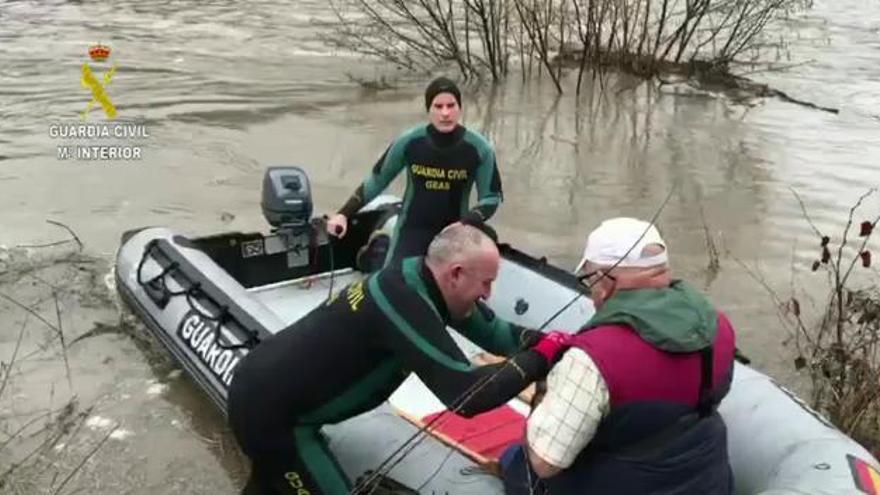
[227,222,570,494]
[325,76,503,266]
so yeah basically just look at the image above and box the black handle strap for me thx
[135,240,260,350]
[697,346,715,418]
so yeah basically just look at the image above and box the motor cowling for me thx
[261,166,313,229]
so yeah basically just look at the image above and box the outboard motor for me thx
[261,166,315,268]
[262,166,313,227]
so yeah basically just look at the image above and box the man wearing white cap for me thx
[500,217,737,494]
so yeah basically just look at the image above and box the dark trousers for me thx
[236,425,350,495]
[500,444,550,495]
[228,373,351,494]
[500,420,735,495]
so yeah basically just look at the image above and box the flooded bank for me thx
[1,0,878,491]
[0,244,247,492]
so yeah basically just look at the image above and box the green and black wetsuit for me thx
[338,124,503,265]
[227,257,547,495]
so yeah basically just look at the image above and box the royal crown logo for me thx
[81,43,117,119]
[88,44,111,62]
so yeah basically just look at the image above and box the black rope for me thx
[317,215,341,303]
[136,240,171,286]
[135,240,157,285]
[327,234,336,302]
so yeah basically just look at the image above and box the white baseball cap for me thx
[574,217,668,273]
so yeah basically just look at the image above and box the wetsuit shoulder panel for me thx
[461,128,502,220]
[338,125,427,217]
[362,126,423,200]
[369,271,472,372]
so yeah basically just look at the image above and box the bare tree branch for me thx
[0,317,28,403]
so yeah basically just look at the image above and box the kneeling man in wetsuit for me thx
[227,222,570,494]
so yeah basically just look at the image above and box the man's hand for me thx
[454,213,498,243]
[532,331,571,364]
[530,380,547,409]
[326,213,348,238]
[477,460,502,477]
[528,445,563,478]
[460,210,485,225]
[520,329,544,348]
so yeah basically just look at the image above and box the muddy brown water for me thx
[1,0,878,492]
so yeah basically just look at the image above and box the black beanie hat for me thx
[424,76,462,111]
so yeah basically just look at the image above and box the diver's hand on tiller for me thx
[326,214,348,238]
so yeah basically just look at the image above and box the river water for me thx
[1,0,878,492]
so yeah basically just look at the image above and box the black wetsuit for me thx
[227,257,547,495]
[338,124,503,265]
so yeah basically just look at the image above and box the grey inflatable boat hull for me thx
[114,199,879,494]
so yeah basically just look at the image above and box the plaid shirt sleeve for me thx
[525,347,610,468]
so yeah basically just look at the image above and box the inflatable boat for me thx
[114,166,880,494]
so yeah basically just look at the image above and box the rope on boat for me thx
[136,239,260,351]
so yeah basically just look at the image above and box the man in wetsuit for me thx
[325,76,503,266]
[227,222,569,495]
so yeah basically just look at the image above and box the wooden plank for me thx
[386,353,539,472]
[389,403,525,470]
[390,406,495,466]
[387,372,529,469]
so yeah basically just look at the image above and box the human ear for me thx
[591,280,611,307]
[449,265,464,285]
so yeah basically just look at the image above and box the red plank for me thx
[422,405,526,462]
